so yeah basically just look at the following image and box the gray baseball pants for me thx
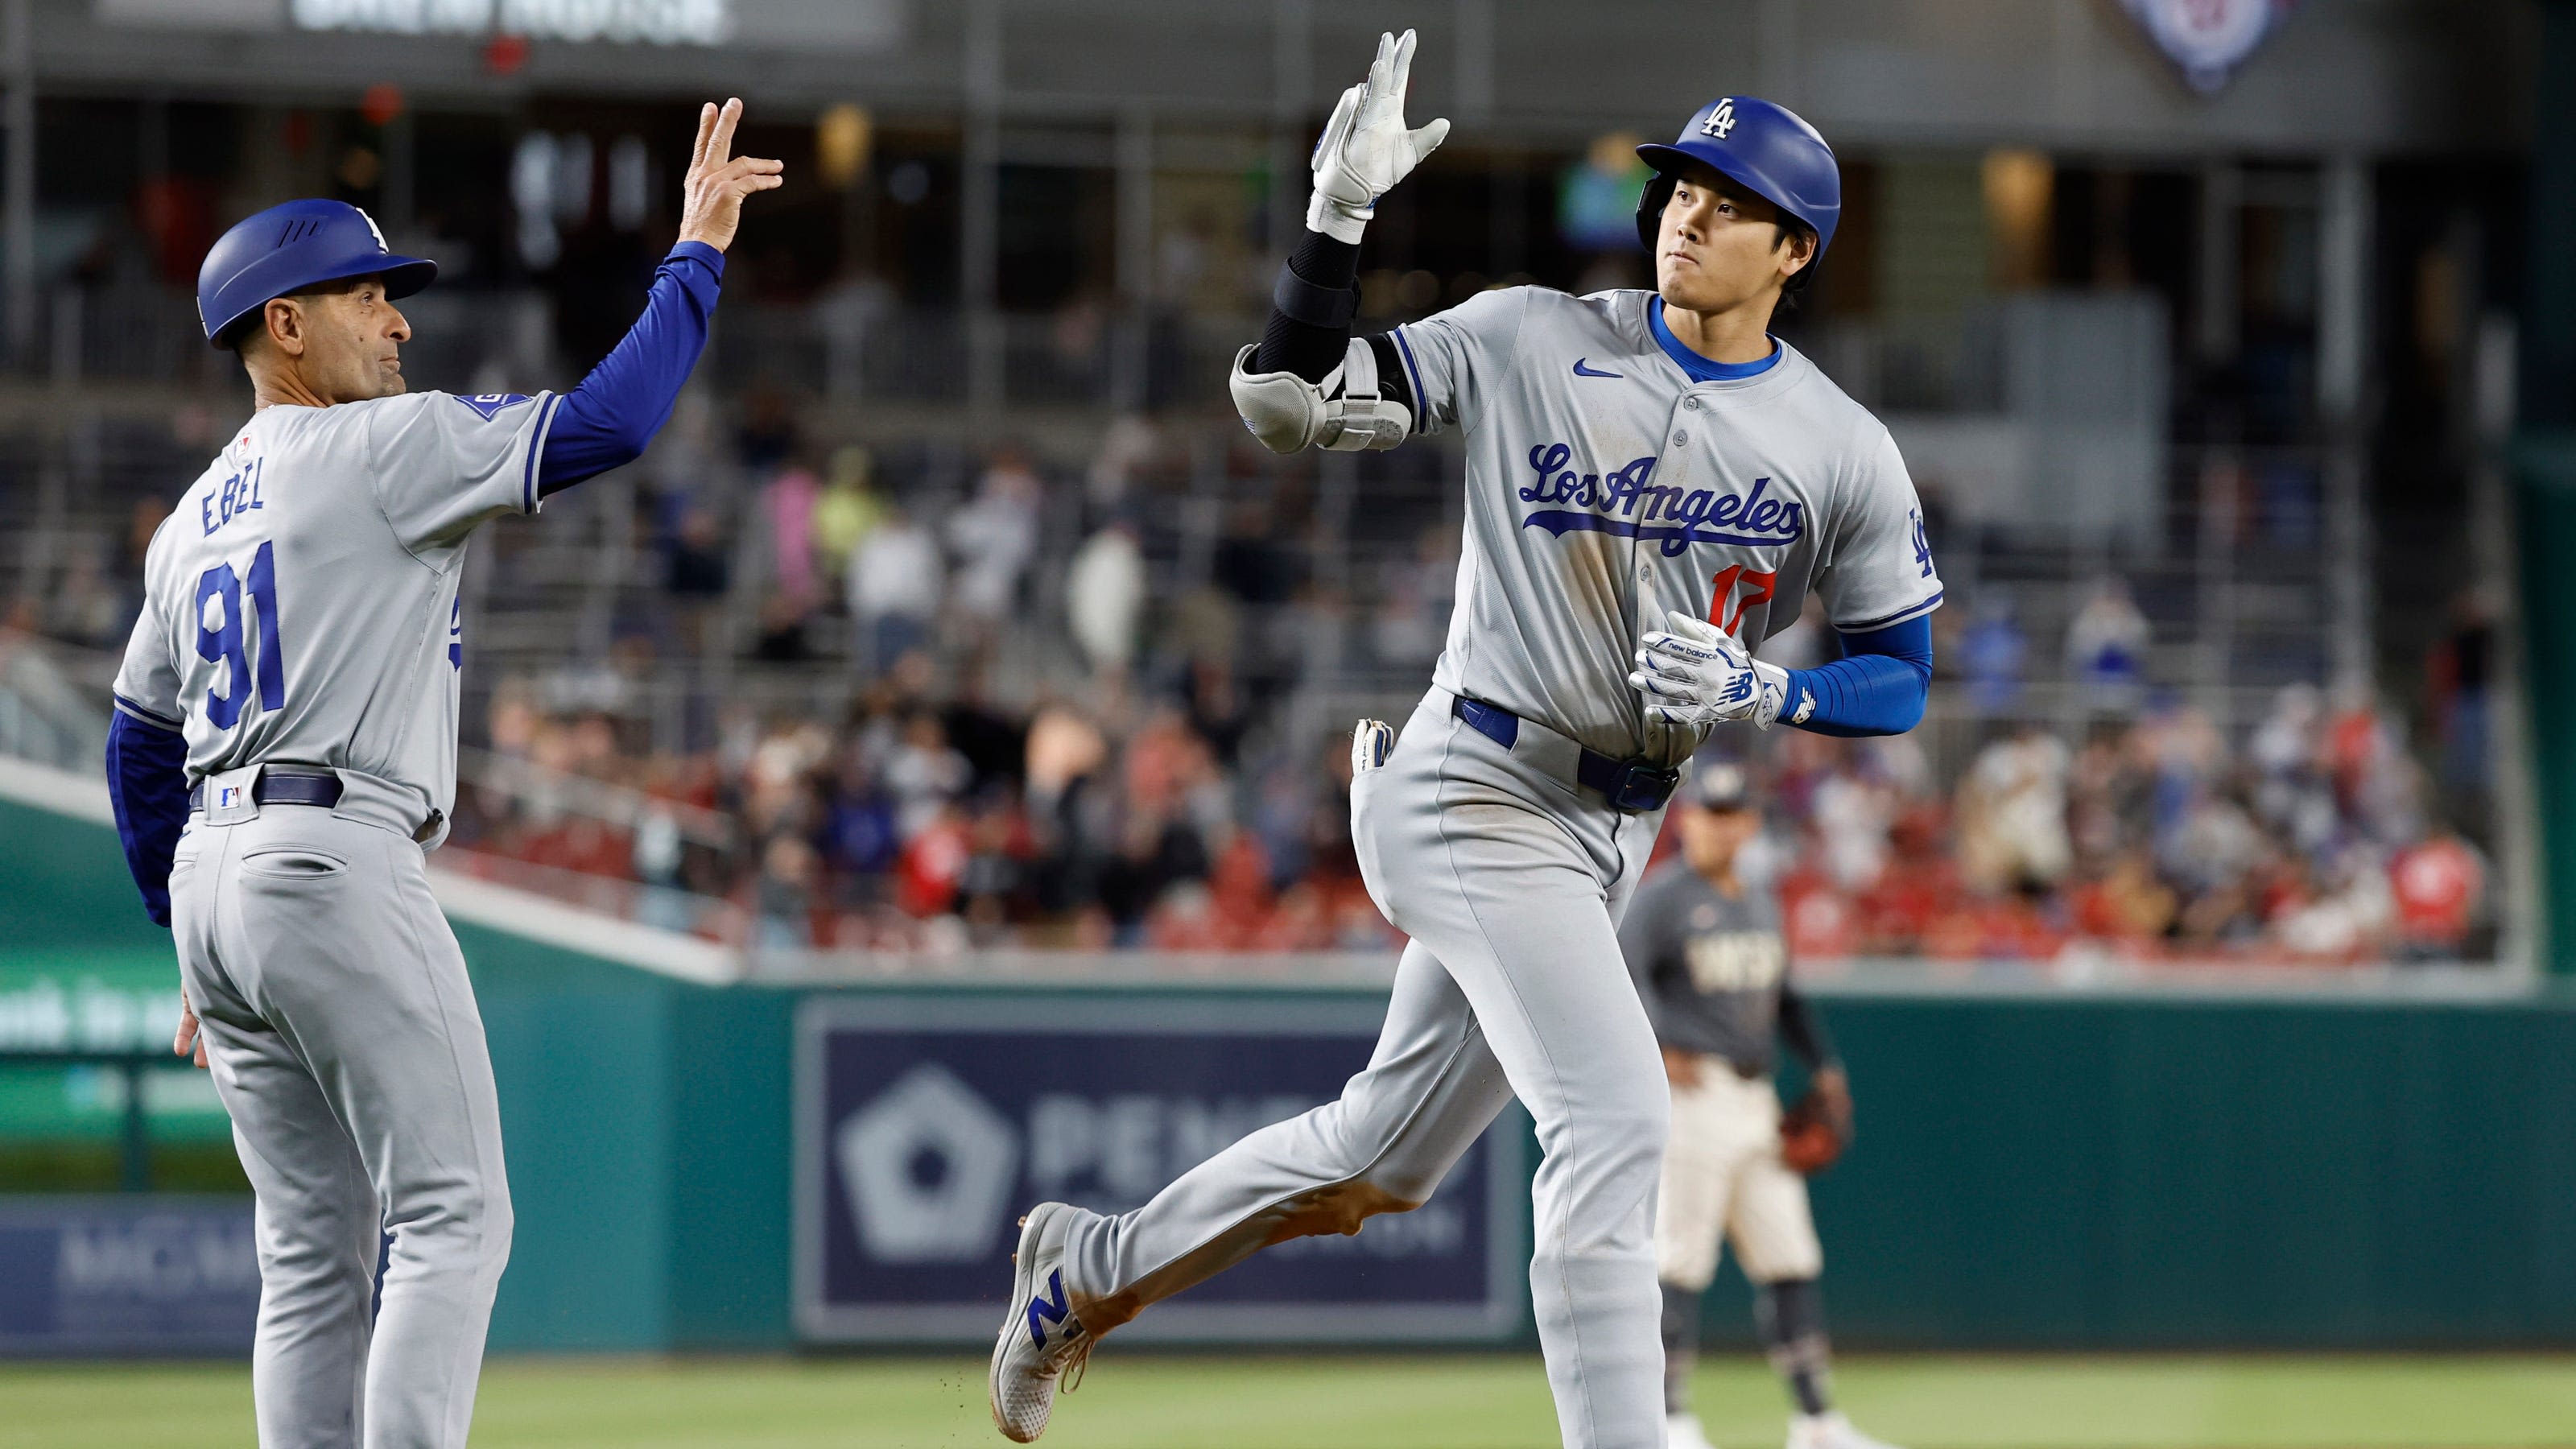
[171,805,511,1449]
[1062,687,1670,1449]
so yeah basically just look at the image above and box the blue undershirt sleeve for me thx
[535,240,726,497]
[105,711,190,927]
[1781,613,1934,737]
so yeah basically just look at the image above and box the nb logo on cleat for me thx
[1026,1268,1071,1348]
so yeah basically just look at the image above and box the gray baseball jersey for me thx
[1389,287,1942,766]
[1618,862,1820,1076]
[1042,288,1920,1449]
[113,390,559,841]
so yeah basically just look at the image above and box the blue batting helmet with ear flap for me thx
[196,198,438,348]
[1633,97,1840,258]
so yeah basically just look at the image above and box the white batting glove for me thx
[1629,610,1809,730]
[1307,30,1451,245]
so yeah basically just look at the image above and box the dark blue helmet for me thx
[1633,97,1840,260]
[196,199,437,348]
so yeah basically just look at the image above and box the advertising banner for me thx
[0,1195,259,1355]
[795,995,1525,1344]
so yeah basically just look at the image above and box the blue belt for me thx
[187,769,344,812]
[1450,696,1682,813]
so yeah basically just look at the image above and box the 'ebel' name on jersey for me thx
[1517,440,1806,557]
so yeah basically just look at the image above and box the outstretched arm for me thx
[538,97,782,495]
[1234,31,1445,452]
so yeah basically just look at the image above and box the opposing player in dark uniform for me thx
[1619,763,1896,1449]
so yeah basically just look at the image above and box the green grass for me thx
[12,1353,2576,1448]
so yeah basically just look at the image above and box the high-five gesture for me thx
[1307,29,1451,244]
[677,97,784,254]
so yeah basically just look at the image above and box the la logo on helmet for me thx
[1700,98,1737,140]
[357,205,389,254]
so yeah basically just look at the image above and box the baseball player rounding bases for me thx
[1623,764,1894,1449]
[105,101,778,1449]
[990,33,1938,1449]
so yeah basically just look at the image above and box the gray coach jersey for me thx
[1390,287,1942,768]
[113,390,559,841]
[1617,863,1790,1074]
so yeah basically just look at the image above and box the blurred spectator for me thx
[1024,707,1111,914]
[2388,827,2488,960]
[895,803,972,919]
[1959,597,2027,715]
[1809,760,1894,891]
[2071,850,2178,947]
[1955,728,2073,895]
[1066,519,1146,677]
[885,710,972,840]
[755,835,819,947]
[2428,588,2496,824]
[846,506,943,667]
[632,807,697,935]
[812,446,886,572]
[1088,415,1159,507]
[948,445,1044,628]
[2065,576,2151,712]
[663,506,731,598]
[2270,844,2395,961]
[1186,658,1252,767]
[956,794,1033,945]
[815,269,894,400]
[2248,683,2334,857]
[762,454,823,609]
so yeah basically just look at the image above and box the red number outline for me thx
[1707,566,1777,638]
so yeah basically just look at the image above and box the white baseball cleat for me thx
[1786,1410,1902,1449]
[989,1202,1098,1443]
[1667,1410,1721,1449]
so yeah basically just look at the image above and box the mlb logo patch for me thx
[453,393,532,422]
[219,786,241,808]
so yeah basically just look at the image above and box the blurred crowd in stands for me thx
[419,415,2499,968]
[2,398,2498,968]
[446,667,2493,965]
[1753,686,2492,970]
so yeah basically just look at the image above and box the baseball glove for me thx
[1777,1089,1851,1175]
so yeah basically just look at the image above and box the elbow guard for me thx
[1229,338,1412,455]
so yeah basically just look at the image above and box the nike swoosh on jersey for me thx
[1571,358,1623,378]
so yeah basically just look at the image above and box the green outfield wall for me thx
[10,789,2576,1351]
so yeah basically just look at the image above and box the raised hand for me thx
[1307,29,1451,244]
[676,97,785,254]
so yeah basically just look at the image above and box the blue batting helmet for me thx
[1633,97,1840,259]
[196,199,437,348]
